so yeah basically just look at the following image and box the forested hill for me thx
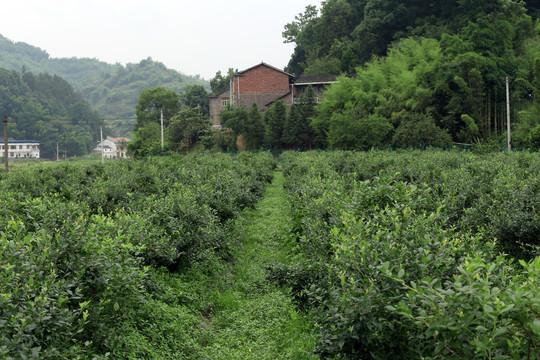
[285,0,540,76]
[282,0,540,149]
[0,34,209,134]
[0,66,102,159]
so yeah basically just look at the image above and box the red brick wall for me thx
[235,65,290,93]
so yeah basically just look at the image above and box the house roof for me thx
[265,92,292,107]
[7,140,39,144]
[209,88,230,99]
[107,137,131,143]
[294,74,340,85]
[236,62,294,78]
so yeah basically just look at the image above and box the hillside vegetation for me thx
[0,66,101,158]
[0,34,208,135]
[281,0,540,149]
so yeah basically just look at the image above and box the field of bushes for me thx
[0,153,277,359]
[0,150,539,359]
[275,150,539,359]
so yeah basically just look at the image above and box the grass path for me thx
[198,169,316,359]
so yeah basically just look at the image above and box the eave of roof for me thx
[294,74,340,84]
[265,91,292,107]
[209,88,230,98]
[236,62,294,78]
[294,81,338,86]
[7,140,40,143]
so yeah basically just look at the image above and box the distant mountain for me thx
[0,34,209,136]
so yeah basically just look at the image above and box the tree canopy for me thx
[284,0,540,149]
[0,66,102,158]
[284,0,540,77]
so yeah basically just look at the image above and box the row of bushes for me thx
[0,152,275,359]
[274,150,539,359]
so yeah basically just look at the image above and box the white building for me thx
[1,140,40,159]
[92,137,130,159]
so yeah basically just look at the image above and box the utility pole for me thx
[160,109,164,151]
[100,126,104,164]
[3,115,8,173]
[56,142,59,161]
[229,77,233,106]
[505,76,512,151]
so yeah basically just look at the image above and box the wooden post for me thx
[160,109,164,151]
[100,126,104,164]
[506,77,511,151]
[3,116,8,173]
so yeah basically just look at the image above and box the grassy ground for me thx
[195,169,317,360]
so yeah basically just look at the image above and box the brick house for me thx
[209,62,340,129]
[210,62,294,128]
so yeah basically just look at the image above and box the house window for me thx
[221,99,230,107]
[19,145,23,149]
[27,145,30,149]
[10,145,16,149]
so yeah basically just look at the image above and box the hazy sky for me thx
[1,0,321,80]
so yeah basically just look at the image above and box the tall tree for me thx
[244,103,265,150]
[282,5,319,44]
[295,85,317,148]
[168,107,210,150]
[282,104,299,148]
[263,100,287,149]
[180,85,210,117]
[221,106,247,138]
[134,87,181,131]
[283,86,317,148]
[210,68,235,94]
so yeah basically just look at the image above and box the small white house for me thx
[92,137,130,159]
[1,140,40,159]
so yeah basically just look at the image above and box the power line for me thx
[9,116,138,122]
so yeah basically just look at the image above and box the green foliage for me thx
[206,128,237,151]
[221,106,247,138]
[169,107,210,150]
[0,153,276,358]
[129,86,186,156]
[180,85,210,117]
[392,113,452,149]
[313,38,447,149]
[279,150,540,359]
[529,124,540,149]
[285,0,537,77]
[286,0,540,148]
[0,66,101,158]
[244,103,265,150]
[209,68,234,95]
[282,86,317,149]
[263,100,287,149]
[383,254,540,359]
[134,87,181,131]
[327,111,393,150]
[220,104,265,150]
[127,122,165,158]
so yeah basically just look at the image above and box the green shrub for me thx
[383,255,540,359]
[280,150,539,359]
